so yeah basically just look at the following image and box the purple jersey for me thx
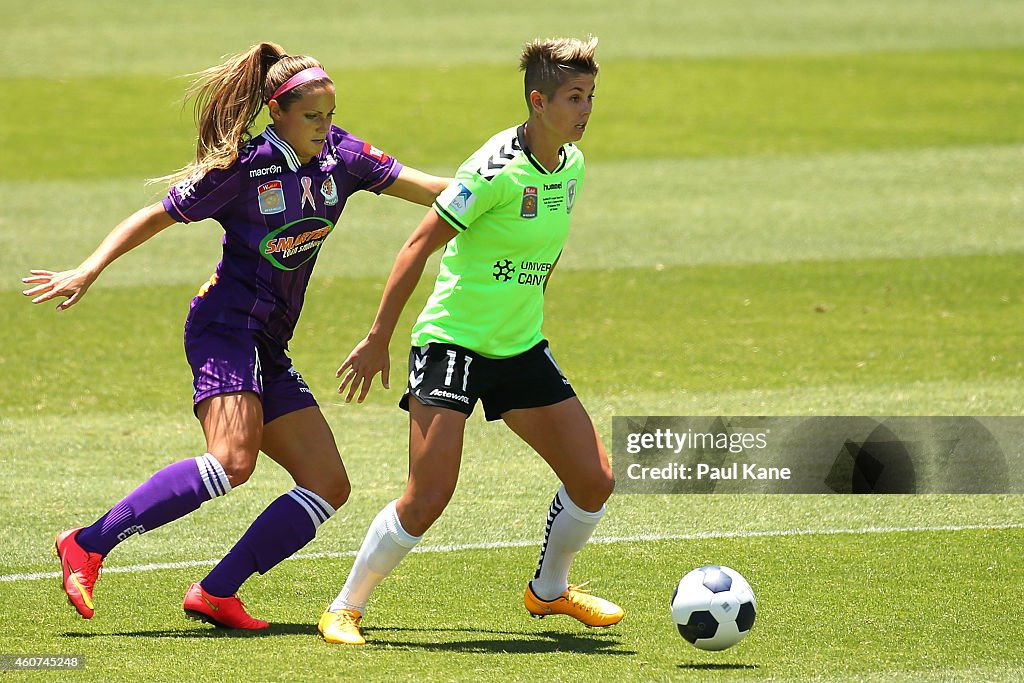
[163,124,403,344]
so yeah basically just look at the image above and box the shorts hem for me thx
[399,390,474,417]
[263,394,319,425]
[483,389,577,422]
[192,385,260,414]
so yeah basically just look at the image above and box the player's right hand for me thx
[21,268,97,311]
[337,334,391,404]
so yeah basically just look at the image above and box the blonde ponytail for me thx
[155,42,328,187]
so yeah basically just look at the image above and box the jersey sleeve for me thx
[335,130,404,195]
[162,165,244,224]
[432,166,506,232]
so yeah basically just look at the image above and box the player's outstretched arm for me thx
[22,202,177,311]
[337,209,457,403]
[381,167,451,207]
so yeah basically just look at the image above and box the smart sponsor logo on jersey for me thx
[260,217,335,270]
[249,164,282,179]
[257,180,286,215]
[521,186,538,219]
[492,258,552,286]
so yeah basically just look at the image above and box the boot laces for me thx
[82,554,103,586]
[333,609,362,627]
[565,582,600,614]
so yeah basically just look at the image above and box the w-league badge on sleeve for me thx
[439,182,476,216]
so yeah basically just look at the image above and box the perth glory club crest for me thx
[321,176,339,206]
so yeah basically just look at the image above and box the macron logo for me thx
[250,165,283,178]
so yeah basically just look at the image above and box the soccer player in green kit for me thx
[319,37,621,645]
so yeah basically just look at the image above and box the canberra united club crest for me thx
[566,178,578,214]
[521,186,538,219]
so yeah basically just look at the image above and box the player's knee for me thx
[567,467,615,511]
[399,489,453,536]
[211,448,259,487]
[597,470,616,505]
[313,473,351,510]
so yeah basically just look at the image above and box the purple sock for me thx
[201,487,335,597]
[76,454,231,556]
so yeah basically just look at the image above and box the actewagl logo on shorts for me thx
[429,388,470,404]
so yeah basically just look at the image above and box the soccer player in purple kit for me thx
[22,42,449,630]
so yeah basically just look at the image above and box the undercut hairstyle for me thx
[519,36,599,111]
[156,42,332,187]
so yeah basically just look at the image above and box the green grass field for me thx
[2,1,1023,680]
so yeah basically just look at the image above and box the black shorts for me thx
[399,340,576,421]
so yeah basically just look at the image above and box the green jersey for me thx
[412,125,585,358]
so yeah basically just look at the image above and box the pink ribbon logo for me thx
[300,176,316,210]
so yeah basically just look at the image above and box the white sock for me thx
[330,500,421,614]
[530,485,605,601]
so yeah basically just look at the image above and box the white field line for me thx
[4,521,1023,583]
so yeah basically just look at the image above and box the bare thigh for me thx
[395,401,468,537]
[260,406,351,509]
[197,391,264,487]
[501,397,614,511]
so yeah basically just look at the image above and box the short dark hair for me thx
[519,37,599,110]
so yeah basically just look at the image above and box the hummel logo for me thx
[409,350,427,387]
[202,596,220,612]
[479,138,522,180]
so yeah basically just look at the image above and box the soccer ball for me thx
[671,565,756,651]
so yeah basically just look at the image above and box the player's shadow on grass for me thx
[61,622,313,639]
[363,626,634,655]
[677,663,759,671]
[60,624,633,654]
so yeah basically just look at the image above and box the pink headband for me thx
[270,67,331,101]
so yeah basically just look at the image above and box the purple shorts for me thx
[183,322,318,424]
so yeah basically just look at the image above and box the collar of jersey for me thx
[516,124,568,175]
[263,125,335,173]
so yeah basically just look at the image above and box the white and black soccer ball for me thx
[671,565,756,651]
